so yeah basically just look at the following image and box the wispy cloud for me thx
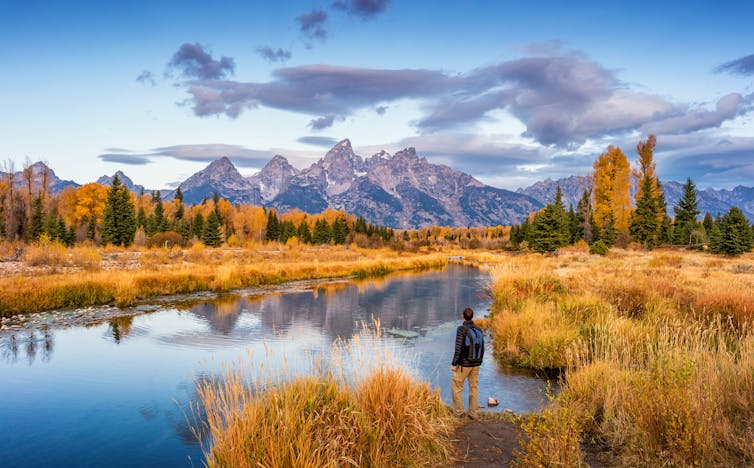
[256,46,292,63]
[167,43,235,80]
[297,136,341,147]
[99,153,152,165]
[332,0,391,19]
[297,9,328,40]
[715,53,754,76]
[97,144,273,168]
[136,70,156,86]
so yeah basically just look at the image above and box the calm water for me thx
[0,266,549,467]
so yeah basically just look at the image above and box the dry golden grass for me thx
[0,243,485,316]
[488,250,754,466]
[195,327,453,467]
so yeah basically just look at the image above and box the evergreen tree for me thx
[673,178,700,245]
[87,214,97,241]
[28,196,45,241]
[67,225,77,246]
[712,207,753,255]
[354,216,368,234]
[280,220,297,243]
[174,186,184,203]
[191,213,204,239]
[265,210,281,242]
[576,189,593,244]
[659,216,673,245]
[567,205,579,244]
[630,175,661,248]
[528,186,569,253]
[136,205,146,229]
[148,191,167,235]
[331,216,349,244]
[297,219,312,244]
[201,211,223,247]
[702,213,715,235]
[101,174,137,246]
[312,218,332,244]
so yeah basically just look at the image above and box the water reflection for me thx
[0,266,549,468]
[179,267,489,343]
[0,327,54,364]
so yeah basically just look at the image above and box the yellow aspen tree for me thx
[592,145,632,239]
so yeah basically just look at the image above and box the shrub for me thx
[589,240,609,255]
[146,231,184,248]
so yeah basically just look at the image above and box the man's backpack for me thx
[464,325,484,363]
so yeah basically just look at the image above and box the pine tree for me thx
[191,213,204,239]
[630,135,664,249]
[529,186,569,253]
[148,191,167,235]
[101,174,137,246]
[312,218,332,244]
[331,216,349,244]
[673,178,700,246]
[280,220,297,243]
[136,206,146,229]
[265,210,281,242]
[297,219,312,244]
[712,207,753,256]
[28,196,45,241]
[201,211,223,247]
[576,189,593,244]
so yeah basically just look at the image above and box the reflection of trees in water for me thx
[0,326,54,364]
[189,296,245,335]
[174,267,488,341]
[109,315,135,344]
[250,266,488,340]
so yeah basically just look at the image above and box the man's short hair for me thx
[462,307,474,321]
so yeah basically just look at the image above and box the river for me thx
[0,265,549,467]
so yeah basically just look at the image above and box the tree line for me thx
[0,171,395,248]
[510,135,754,256]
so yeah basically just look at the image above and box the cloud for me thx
[297,9,328,40]
[136,70,156,86]
[332,0,390,19]
[175,49,754,148]
[375,105,388,115]
[642,93,754,135]
[98,144,273,169]
[297,136,341,147]
[183,65,446,119]
[151,144,272,167]
[715,53,754,76]
[98,153,152,165]
[309,114,339,130]
[167,43,235,80]
[256,46,292,63]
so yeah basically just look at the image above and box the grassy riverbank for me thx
[194,328,454,467]
[489,249,754,466]
[0,243,474,317]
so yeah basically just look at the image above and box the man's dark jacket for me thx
[452,320,483,367]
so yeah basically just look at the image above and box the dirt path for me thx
[447,416,613,467]
[448,418,521,467]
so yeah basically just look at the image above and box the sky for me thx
[2,0,754,191]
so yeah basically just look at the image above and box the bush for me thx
[146,231,184,248]
[589,240,609,255]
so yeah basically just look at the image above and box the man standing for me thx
[451,307,484,418]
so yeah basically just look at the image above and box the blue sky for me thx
[2,0,754,190]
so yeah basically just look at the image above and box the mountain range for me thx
[5,139,754,227]
[518,176,754,222]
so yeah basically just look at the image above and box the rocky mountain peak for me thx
[252,154,299,202]
[316,139,366,196]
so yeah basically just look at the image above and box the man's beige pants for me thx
[452,365,480,417]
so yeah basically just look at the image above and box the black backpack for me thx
[464,324,484,363]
